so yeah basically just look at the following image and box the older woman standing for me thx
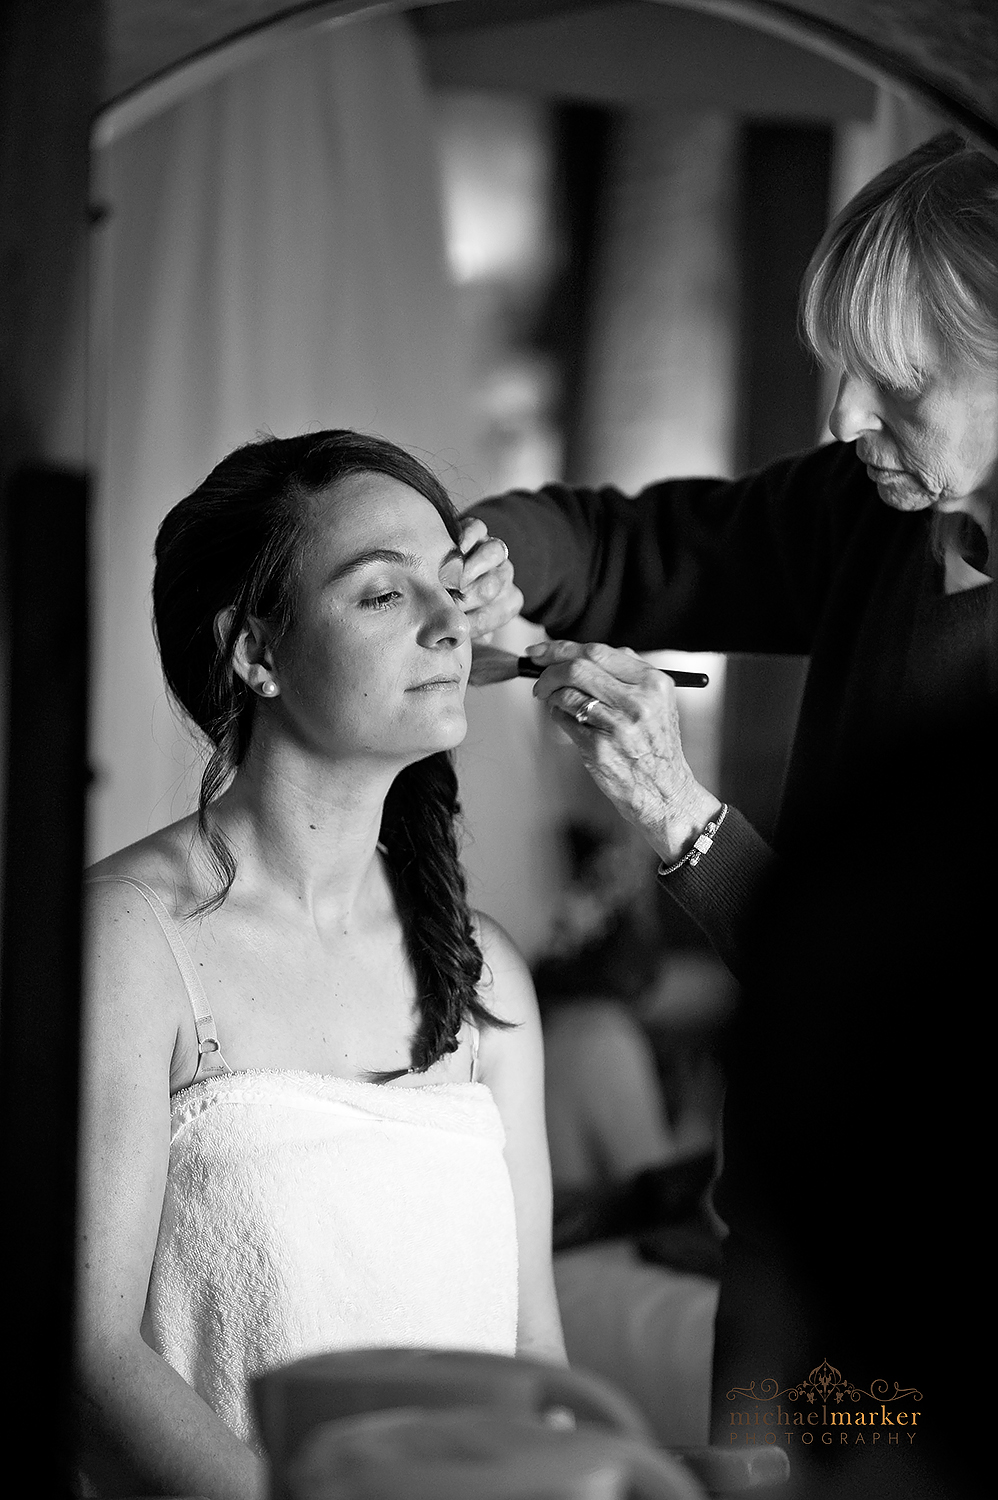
[460,131,997,977]
[458,130,996,1493]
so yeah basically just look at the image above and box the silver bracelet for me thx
[656,804,729,879]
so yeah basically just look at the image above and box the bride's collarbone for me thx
[179,913,467,1082]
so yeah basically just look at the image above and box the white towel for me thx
[142,1071,519,1448]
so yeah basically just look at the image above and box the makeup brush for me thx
[470,644,708,688]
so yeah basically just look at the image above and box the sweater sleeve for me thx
[468,441,876,655]
[656,808,777,981]
[469,449,874,974]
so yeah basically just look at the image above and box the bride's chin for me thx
[405,715,469,758]
[439,714,469,750]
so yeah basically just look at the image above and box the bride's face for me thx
[270,473,471,764]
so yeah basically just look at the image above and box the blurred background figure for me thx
[530,815,736,1451]
[535,817,730,1199]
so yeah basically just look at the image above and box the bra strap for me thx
[469,1022,481,1083]
[86,876,231,1081]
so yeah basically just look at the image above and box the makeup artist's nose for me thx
[829,370,885,443]
[418,588,471,649]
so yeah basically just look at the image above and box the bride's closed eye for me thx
[361,584,465,610]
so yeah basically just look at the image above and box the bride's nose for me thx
[418,588,471,648]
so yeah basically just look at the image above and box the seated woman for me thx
[75,431,565,1500]
[530,822,721,1451]
[534,820,681,1192]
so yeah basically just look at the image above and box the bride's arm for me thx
[76,879,266,1500]
[475,914,567,1366]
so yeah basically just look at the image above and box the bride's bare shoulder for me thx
[84,816,201,915]
[473,911,537,1026]
[82,822,210,1090]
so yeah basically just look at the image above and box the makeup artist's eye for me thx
[877,373,925,402]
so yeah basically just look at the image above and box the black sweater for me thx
[472,441,992,976]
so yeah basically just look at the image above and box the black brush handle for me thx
[516,657,708,688]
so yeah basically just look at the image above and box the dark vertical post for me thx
[719,121,833,839]
[540,102,618,484]
[1,469,89,1496]
[1,2,101,1493]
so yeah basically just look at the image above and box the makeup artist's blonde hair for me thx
[802,132,998,388]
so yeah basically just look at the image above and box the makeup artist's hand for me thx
[458,518,523,641]
[527,640,722,864]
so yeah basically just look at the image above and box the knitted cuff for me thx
[656,806,776,980]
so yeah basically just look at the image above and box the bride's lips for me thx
[408,674,463,691]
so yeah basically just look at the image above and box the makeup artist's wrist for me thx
[646,785,724,866]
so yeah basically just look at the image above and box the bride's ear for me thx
[217,609,281,700]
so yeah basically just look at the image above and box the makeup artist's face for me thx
[829,327,998,521]
[270,474,471,763]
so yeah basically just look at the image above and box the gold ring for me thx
[575,697,600,726]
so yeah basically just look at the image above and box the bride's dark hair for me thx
[153,429,507,1079]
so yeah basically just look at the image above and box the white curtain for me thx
[87,12,560,955]
[90,14,472,859]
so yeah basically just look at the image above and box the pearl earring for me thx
[260,680,278,698]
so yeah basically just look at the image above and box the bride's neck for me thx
[209,741,400,922]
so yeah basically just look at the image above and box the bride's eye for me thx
[360,590,402,610]
[447,587,466,603]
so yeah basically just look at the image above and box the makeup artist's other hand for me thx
[527,640,722,865]
[458,517,523,642]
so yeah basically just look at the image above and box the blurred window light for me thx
[433,91,556,286]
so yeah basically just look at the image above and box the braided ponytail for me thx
[369,753,511,1083]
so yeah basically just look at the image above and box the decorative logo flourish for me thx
[726,1360,923,1406]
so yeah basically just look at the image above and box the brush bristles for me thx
[467,646,526,686]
